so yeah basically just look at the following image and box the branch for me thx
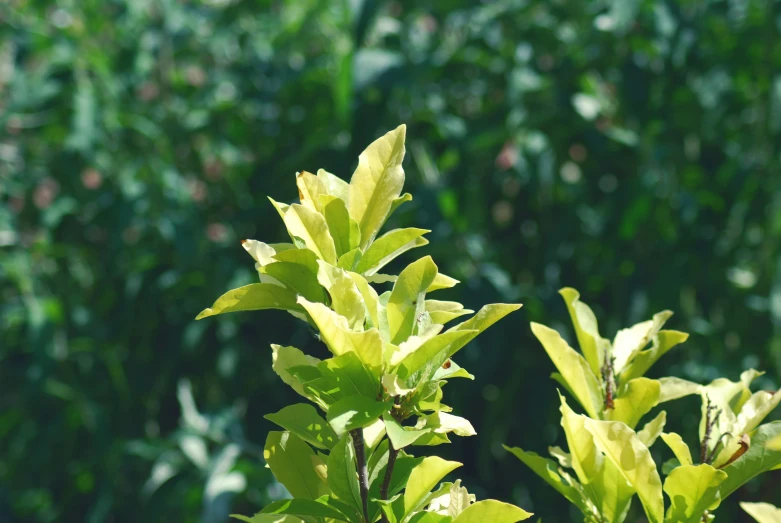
[379,441,399,523]
[351,429,370,522]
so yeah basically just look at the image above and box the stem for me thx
[351,429,370,523]
[379,442,399,523]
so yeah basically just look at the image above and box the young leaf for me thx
[427,273,459,292]
[397,330,477,381]
[327,395,388,436]
[718,421,781,499]
[611,311,672,374]
[260,498,350,521]
[451,500,532,523]
[296,171,328,212]
[531,322,602,419]
[387,256,439,344]
[425,301,474,325]
[637,411,667,447]
[349,124,407,248]
[404,457,462,515]
[607,377,661,429]
[323,197,361,257]
[327,435,363,515]
[263,249,324,303]
[368,454,425,505]
[264,431,329,500]
[504,446,591,513]
[657,377,701,403]
[318,351,380,400]
[265,404,338,450]
[317,168,350,204]
[421,412,477,437]
[408,512,452,523]
[619,330,689,383]
[741,502,781,523]
[582,417,665,523]
[230,515,302,523]
[196,283,300,319]
[298,297,383,369]
[384,415,429,448]
[270,344,322,400]
[559,287,609,376]
[280,202,338,264]
[355,228,430,276]
[662,464,726,523]
[660,432,694,466]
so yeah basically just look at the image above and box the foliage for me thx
[3,0,781,521]
[197,126,530,523]
[507,290,781,522]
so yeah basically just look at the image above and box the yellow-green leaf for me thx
[427,273,459,292]
[280,202,338,264]
[451,500,532,523]
[531,322,602,419]
[619,330,689,383]
[327,434,363,513]
[327,395,387,436]
[355,228,430,276]
[741,502,781,523]
[387,256,439,344]
[425,300,474,325]
[559,287,609,376]
[611,311,672,374]
[323,197,360,257]
[662,464,726,523]
[196,283,300,320]
[607,377,661,429]
[719,421,781,499]
[270,344,321,400]
[296,171,328,212]
[265,404,337,450]
[403,456,462,515]
[660,432,694,466]
[349,124,407,248]
[637,411,667,448]
[317,168,350,204]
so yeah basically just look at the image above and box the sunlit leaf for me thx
[559,287,609,376]
[662,464,726,523]
[403,456,462,515]
[265,404,337,450]
[741,502,781,523]
[327,434,363,515]
[327,395,388,436]
[196,283,300,319]
[355,228,430,276]
[451,499,532,523]
[263,431,328,499]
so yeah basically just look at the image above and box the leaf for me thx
[318,266,366,330]
[327,395,388,436]
[582,417,664,523]
[422,412,476,437]
[741,502,781,523]
[559,287,609,376]
[323,197,361,257]
[451,500,532,523]
[657,377,702,404]
[662,464,726,523]
[355,228,430,276]
[387,256,439,344]
[270,345,322,400]
[265,404,338,450]
[260,498,350,521]
[397,330,477,381]
[637,411,667,447]
[368,454,424,507]
[619,330,689,383]
[504,446,591,513]
[425,301,475,325]
[607,377,661,429]
[349,124,407,248]
[611,311,672,374]
[318,351,380,401]
[230,514,303,523]
[196,283,300,319]
[427,273,460,292]
[298,297,382,369]
[296,171,328,212]
[404,457,462,515]
[388,192,413,220]
[531,322,602,419]
[384,415,429,448]
[279,202,338,264]
[660,432,694,466]
[263,431,329,500]
[318,169,350,204]
[327,434,363,515]
[348,271,381,328]
[719,421,781,498]
[408,512,452,523]
[263,248,324,303]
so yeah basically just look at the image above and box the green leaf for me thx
[348,272,381,329]
[397,330,477,381]
[504,446,590,513]
[662,464,726,523]
[298,297,382,369]
[318,351,380,400]
[263,431,329,499]
[327,395,388,436]
[279,202,338,264]
[230,514,303,523]
[741,502,781,523]
[657,377,702,404]
[637,411,667,448]
[265,404,337,450]
[368,454,424,517]
[660,432,694,466]
[327,434,363,514]
[355,228,430,276]
[607,377,661,429]
[451,500,532,523]
[388,192,413,220]
[427,273,460,292]
[387,256,439,344]
[531,322,602,419]
[196,283,300,319]
[296,171,329,212]
[619,330,689,383]
[582,416,664,523]
[408,513,453,523]
[384,415,429,448]
[260,498,350,521]
[348,124,407,249]
[425,301,475,325]
[323,197,361,257]
[270,345,322,401]
[719,421,781,499]
[404,457,462,515]
[443,303,523,359]
[263,248,324,303]
[317,266,366,330]
[338,248,363,271]
[421,412,476,437]
[559,287,609,376]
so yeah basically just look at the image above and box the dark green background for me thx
[2,0,780,521]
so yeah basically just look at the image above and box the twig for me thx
[351,429,370,522]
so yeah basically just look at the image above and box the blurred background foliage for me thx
[2,0,781,521]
